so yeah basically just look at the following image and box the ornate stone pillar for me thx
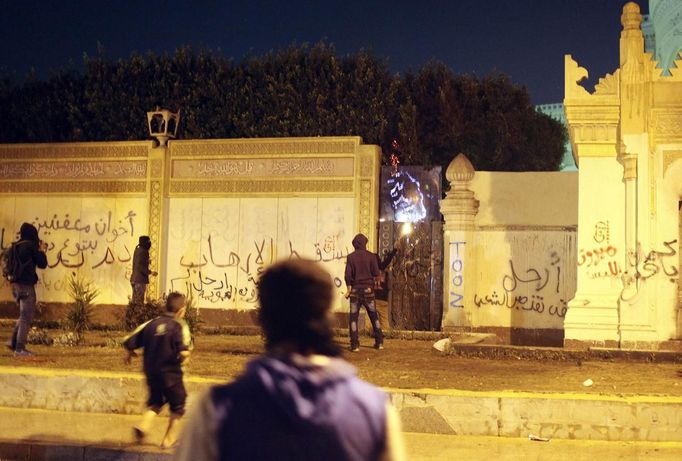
[441,154,479,329]
[145,144,169,298]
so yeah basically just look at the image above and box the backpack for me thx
[1,241,30,282]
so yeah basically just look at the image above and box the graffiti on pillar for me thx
[449,241,465,309]
[627,240,678,281]
[578,221,621,279]
[593,220,610,244]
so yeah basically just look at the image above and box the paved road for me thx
[1,407,681,460]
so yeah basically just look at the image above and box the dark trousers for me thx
[349,287,384,348]
[9,284,37,351]
[131,282,147,304]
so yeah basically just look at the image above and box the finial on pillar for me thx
[442,153,479,231]
[621,2,642,31]
[446,153,475,185]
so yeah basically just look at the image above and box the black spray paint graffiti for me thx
[619,240,678,303]
[473,252,568,318]
[0,211,137,273]
[627,240,678,281]
[171,235,348,305]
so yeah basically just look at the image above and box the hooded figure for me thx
[344,233,384,351]
[345,234,379,291]
[173,259,405,461]
[6,222,47,356]
[130,235,155,303]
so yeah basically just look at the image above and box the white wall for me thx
[0,196,148,305]
[165,196,355,310]
[444,171,579,332]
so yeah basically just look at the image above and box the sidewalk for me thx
[1,407,682,461]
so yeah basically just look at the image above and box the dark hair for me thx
[166,292,186,313]
[258,259,340,357]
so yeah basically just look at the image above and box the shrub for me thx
[122,297,164,331]
[65,274,100,342]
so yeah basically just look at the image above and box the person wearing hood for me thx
[173,259,406,461]
[130,236,157,304]
[4,223,48,357]
[344,233,384,352]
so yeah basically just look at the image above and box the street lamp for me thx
[146,108,180,147]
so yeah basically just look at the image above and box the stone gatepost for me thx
[145,144,169,299]
[441,154,479,329]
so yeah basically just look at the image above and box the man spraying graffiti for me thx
[2,223,48,357]
[344,233,384,352]
[130,236,157,304]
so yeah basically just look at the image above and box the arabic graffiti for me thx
[474,251,568,318]
[449,241,465,309]
[170,234,350,305]
[578,245,622,279]
[0,210,138,276]
[628,240,678,281]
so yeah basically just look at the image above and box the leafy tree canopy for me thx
[0,43,566,171]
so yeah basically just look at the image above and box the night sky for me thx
[0,0,647,104]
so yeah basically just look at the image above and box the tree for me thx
[0,44,565,171]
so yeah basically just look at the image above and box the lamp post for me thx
[146,108,180,147]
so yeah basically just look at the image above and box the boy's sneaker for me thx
[374,343,384,350]
[133,427,146,444]
[350,346,360,352]
[14,349,34,357]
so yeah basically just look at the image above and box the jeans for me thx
[349,287,384,349]
[9,284,37,352]
[131,283,147,304]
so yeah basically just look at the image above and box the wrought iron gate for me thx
[378,221,443,330]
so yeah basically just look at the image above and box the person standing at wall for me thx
[3,223,48,357]
[130,236,157,304]
[345,233,384,352]
[173,259,406,461]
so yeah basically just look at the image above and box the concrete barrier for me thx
[1,366,681,442]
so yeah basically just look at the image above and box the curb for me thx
[1,366,682,442]
[0,440,169,461]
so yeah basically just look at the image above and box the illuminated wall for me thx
[0,137,380,315]
[441,163,579,345]
[563,2,682,347]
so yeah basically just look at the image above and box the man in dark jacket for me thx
[344,233,384,351]
[123,292,191,449]
[173,259,406,461]
[5,223,48,357]
[130,236,157,304]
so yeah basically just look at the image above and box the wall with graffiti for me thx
[0,195,148,304]
[165,197,355,310]
[471,231,577,330]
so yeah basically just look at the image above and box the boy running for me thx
[123,292,191,449]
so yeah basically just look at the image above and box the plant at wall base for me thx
[183,291,203,346]
[65,274,100,343]
[122,297,164,331]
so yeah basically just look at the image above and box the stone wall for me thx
[0,137,380,323]
[442,160,578,346]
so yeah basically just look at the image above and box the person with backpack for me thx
[3,223,48,357]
